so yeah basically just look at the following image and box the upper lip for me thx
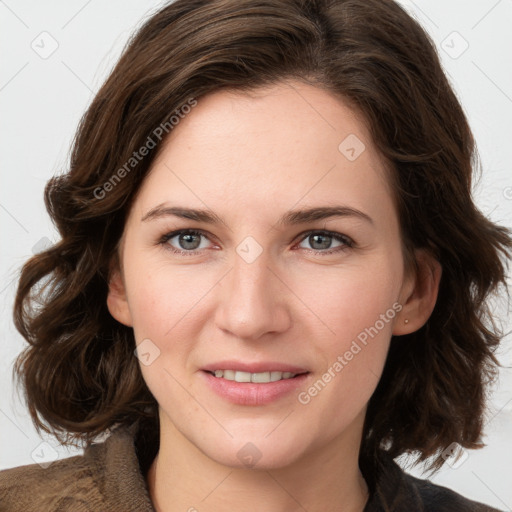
[201,360,309,374]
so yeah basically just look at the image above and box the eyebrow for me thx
[141,204,373,226]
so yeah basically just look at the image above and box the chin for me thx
[198,430,311,471]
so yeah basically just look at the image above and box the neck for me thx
[146,411,369,512]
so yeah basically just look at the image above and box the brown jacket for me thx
[0,421,503,511]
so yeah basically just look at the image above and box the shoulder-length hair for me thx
[13,0,511,470]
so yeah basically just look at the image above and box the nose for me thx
[214,247,292,341]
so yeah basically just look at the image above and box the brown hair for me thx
[13,0,511,470]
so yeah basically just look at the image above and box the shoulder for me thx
[0,423,154,512]
[404,471,503,512]
[365,450,504,512]
[0,449,102,512]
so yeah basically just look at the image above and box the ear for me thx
[393,249,442,336]
[106,258,133,327]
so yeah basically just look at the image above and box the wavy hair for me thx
[13,0,511,470]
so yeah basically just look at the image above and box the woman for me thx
[1,0,510,510]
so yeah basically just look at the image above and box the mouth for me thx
[200,361,310,404]
[206,369,308,383]
[201,368,311,405]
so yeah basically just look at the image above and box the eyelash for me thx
[158,229,354,257]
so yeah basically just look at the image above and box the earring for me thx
[404,319,409,324]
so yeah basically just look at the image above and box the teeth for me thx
[270,371,282,382]
[211,370,297,383]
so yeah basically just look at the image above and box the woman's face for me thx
[110,81,416,469]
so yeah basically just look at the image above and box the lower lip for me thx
[201,371,310,405]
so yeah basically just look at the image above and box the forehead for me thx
[131,81,395,225]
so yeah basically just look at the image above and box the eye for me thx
[159,228,354,257]
[160,229,214,255]
[296,230,354,255]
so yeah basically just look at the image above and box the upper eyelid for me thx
[162,228,217,244]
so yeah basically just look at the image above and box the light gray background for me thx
[1,1,511,509]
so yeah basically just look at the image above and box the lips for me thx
[200,360,310,405]
[201,360,309,374]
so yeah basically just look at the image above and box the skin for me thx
[107,80,441,512]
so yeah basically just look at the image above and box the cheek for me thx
[291,258,401,411]
[291,256,402,344]
[124,260,214,343]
